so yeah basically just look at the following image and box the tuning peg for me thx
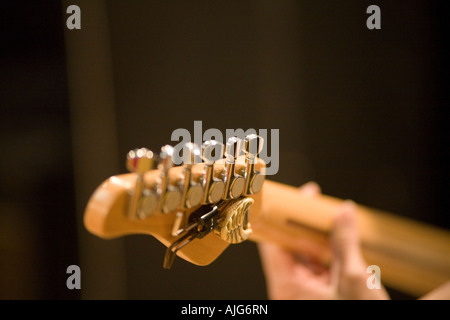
[223,137,245,199]
[243,134,264,164]
[180,143,203,208]
[126,148,158,219]
[182,142,201,166]
[171,143,204,236]
[201,140,225,204]
[242,134,265,195]
[126,148,155,174]
[202,140,223,165]
[158,145,174,172]
[224,136,242,163]
[157,145,182,214]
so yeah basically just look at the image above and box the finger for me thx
[302,255,329,276]
[298,181,322,196]
[330,200,366,284]
[258,242,297,276]
[258,242,328,282]
[332,200,363,264]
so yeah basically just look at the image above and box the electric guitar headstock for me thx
[84,134,266,269]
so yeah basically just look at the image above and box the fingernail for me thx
[299,181,321,195]
[342,199,357,210]
[338,200,357,220]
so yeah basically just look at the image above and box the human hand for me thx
[257,181,390,300]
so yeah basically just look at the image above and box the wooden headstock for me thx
[84,135,266,268]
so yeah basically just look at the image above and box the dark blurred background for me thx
[0,0,448,299]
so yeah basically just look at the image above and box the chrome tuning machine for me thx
[201,140,225,204]
[223,137,245,199]
[157,145,182,214]
[171,143,204,236]
[126,148,158,219]
[179,143,203,209]
[243,134,265,195]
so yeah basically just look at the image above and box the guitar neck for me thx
[249,180,450,297]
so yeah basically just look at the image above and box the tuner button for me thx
[161,188,182,213]
[185,184,203,208]
[159,145,174,170]
[249,174,265,194]
[126,148,155,174]
[229,176,245,199]
[202,140,224,165]
[224,137,242,163]
[244,134,264,159]
[137,191,158,219]
[183,142,201,165]
[207,180,225,203]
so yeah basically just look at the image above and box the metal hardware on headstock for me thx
[172,143,204,236]
[179,143,203,209]
[125,134,265,269]
[164,201,225,269]
[243,134,265,195]
[126,148,158,219]
[214,197,254,244]
[157,145,182,214]
[164,197,254,269]
[201,140,225,204]
[222,137,245,199]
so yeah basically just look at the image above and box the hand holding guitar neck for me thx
[84,133,450,296]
